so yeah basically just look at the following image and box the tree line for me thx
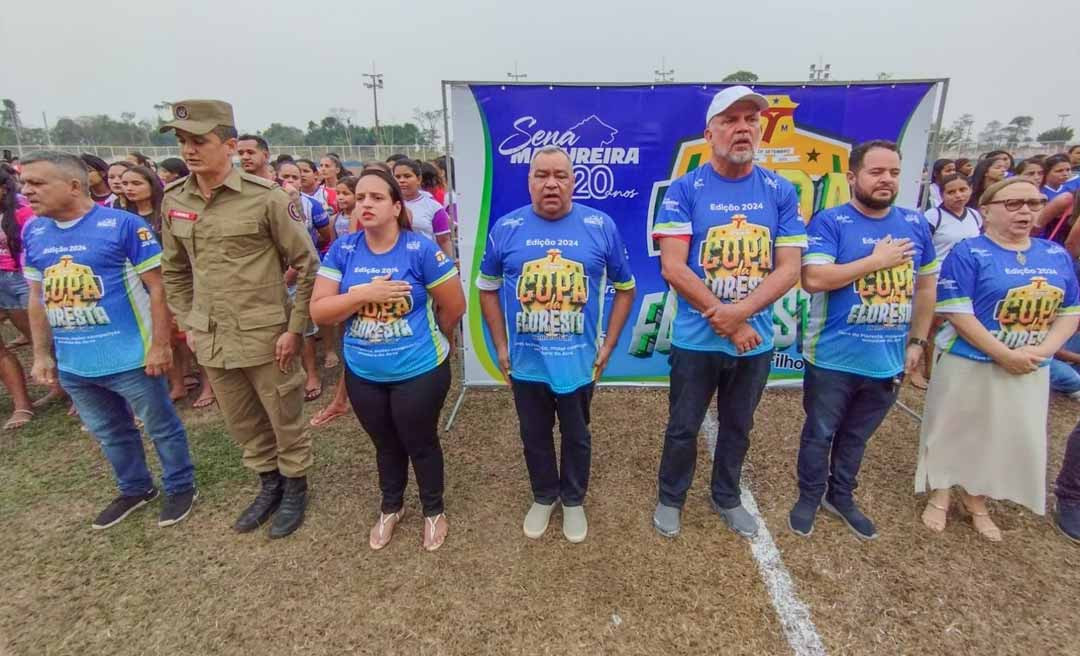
[0,102,445,147]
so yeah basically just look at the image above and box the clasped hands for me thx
[703,302,761,354]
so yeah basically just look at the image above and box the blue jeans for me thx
[1049,334,1080,395]
[60,367,195,496]
[658,347,773,509]
[796,364,898,508]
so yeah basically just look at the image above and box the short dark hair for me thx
[296,158,318,173]
[849,140,900,172]
[938,173,969,190]
[237,134,269,152]
[1068,144,1080,155]
[210,125,238,142]
[386,153,409,165]
[275,154,294,165]
[158,157,190,178]
[391,158,421,178]
[79,153,109,176]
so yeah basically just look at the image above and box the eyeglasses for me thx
[984,198,1047,211]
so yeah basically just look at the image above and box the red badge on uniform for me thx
[168,210,198,221]
[287,201,303,222]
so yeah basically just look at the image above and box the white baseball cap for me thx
[705,86,769,126]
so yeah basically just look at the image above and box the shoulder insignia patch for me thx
[288,201,304,222]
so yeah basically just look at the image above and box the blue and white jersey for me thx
[23,205,162,377]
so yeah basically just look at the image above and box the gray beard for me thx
[724,150,755,165]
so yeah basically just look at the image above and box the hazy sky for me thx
[5,0,1078,140]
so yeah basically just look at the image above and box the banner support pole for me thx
[920,79,951,208]
[441,80,473,433]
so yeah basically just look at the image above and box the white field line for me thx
[702,409,827,656]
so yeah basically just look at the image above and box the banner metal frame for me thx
[439,78,950,429]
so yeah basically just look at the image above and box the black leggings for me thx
[344,359,451,516]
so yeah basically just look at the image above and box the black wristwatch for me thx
[908,337,928,349]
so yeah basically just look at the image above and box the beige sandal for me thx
[422,514,448,552]
[959,496,1002,542]
[369,509,405,551]
[3,409,33,431]
[921,499,948,533]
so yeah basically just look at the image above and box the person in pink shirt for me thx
[0,167,36,429]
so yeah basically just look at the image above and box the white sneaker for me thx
[523,501,557,539]
[562,505,588,543]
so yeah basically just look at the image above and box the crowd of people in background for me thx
[1,91,1079,553]
[0,145,457,430]
[917,144,1080,392]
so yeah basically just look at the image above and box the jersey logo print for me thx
[848,262,914,326]
[699,215,772,302]
[42,256,111,329]
[992,276,1064,348]
[349,293,414,343]
[515,248,589,337]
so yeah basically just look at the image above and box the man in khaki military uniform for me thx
[159,99,320,539]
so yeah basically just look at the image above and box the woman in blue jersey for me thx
[310,169,465,552]
[917,178,1080,540]
[1041,154,1075,201]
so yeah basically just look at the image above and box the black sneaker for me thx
[822,497,878,541]
[788,497,819,537]
[158,488,199,527]
[92,488,159,530]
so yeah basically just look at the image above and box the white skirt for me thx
[915,351,1050,514]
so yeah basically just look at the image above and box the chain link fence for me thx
[933,140,1075,160]
[0,144,444,165]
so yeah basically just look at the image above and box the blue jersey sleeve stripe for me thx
[22,267,41,282]
[802,254,835,265]
[317,266,342,282]
[612,277,636,291]
[1059,305,1080,316]
[652,221,692,235]
[425,267,459,290]
[132,253,162,274]
[775,235,808,247]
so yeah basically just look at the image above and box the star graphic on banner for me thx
[807,149,820,162]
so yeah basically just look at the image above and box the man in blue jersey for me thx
[651,86,807,539]
[477,146,636,543]
[21,151,196,530]
[791,140,938,540]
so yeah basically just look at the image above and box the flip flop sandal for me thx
[370,509,405,550]
[3,409,33,431]
[310,406,348,427]
[192,396,217,409]
[304,386,323,402]
[423,514,448,552]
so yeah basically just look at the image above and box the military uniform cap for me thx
[159,99,235,135]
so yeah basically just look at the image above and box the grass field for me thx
[1,346,1078,655]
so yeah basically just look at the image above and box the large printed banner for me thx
[451,82,940,386]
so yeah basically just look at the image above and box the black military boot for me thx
[233,471,284,533]
[269,476,308,539]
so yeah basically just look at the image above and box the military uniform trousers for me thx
[204,359,311,477]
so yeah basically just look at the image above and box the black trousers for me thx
[344,359,451,516]
[510,378,594,506]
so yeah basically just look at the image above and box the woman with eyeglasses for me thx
[917,178,1080,541]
